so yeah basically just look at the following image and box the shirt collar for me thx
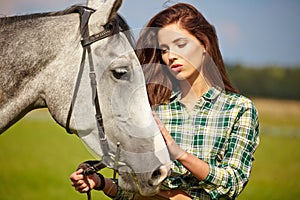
[170,90,181,102]
[202,86,223,102]
[170,86,222,103]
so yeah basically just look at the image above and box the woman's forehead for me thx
[158,24,190,41]
[157,23,200,46]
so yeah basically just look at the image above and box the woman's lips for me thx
[170,64,183,72]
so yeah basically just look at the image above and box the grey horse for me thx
[0,0,170,196]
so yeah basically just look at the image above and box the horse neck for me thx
[0,12,82,133]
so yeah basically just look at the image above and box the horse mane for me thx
[0,5,84,24]
[0,5,135,104]
[0,5,135,46]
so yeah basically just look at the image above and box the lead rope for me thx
[78,8,95,200]
[80,9,105,200]
[78,161,106,200]
[79,143,121,200]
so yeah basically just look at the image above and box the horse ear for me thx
[87,0,122,29]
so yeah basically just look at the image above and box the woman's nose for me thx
[168,51,178,62]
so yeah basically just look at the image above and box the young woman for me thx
[70,3,259,200]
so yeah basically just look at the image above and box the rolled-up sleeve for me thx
[203,101,260,199]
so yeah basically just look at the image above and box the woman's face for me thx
[158,23,205,82]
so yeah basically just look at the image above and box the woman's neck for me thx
[179,74,209,110]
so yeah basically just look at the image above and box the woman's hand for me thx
[153,112,210,180]
[70,168,101,193]
[153,112,186,160]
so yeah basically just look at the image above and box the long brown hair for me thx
[135,3,238,106]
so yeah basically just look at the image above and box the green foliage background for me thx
[0,112,112,200]
[227,65,300,100]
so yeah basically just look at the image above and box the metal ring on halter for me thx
[81,142,144,198]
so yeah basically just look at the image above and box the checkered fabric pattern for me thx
[155,87,259,200]
[114,87,259,200]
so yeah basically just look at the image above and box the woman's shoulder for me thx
[221,90,257,111]
[222,92,257,113]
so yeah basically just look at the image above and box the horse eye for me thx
[112,67,130,80]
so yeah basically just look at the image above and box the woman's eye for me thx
[160,48,168,54]
[177,42,186,48]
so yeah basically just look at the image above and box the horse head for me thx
[0,0,171,197]
[66,0,171,196]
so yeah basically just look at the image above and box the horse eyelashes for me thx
[112,67,130,80]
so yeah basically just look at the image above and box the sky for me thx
[1,0,300,67]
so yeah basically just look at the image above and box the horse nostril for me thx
[148,165,169,187]
[152,168,162,180]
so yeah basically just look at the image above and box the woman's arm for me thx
[177,151,210,181]
[154,100,259,199]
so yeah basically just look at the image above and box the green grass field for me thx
[0,98,299,199]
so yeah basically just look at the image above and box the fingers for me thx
[152,112,175,145]
[152,112,185,160]
[152,112,168,135]
[70,169,84,182]
[72,180,90,193]
[152,112,165,130]
[70,169,90,193]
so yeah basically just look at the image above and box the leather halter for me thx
[66,6,115,158]
[66,8,141,199]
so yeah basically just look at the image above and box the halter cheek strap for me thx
[65,6,116,200]
[66,7,140,199]
[66,6,112,157]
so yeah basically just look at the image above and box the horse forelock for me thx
[113,14,135,47]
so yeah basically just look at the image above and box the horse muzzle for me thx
[118,163,171,196]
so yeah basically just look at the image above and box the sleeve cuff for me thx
[204,164,229,187]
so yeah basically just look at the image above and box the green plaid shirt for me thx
[154,87,259,200]
[114,87,259,200]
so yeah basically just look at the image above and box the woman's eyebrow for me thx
[158,37,187,48]
[173,37,188,43]
[158,43,168,49]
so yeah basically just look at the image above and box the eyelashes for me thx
[160,41,188,55]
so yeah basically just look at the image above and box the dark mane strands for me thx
[0,5,134,47]
[0,4,134,99]
[0,5,85,24]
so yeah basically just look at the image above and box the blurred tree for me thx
[227,64,300,100]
